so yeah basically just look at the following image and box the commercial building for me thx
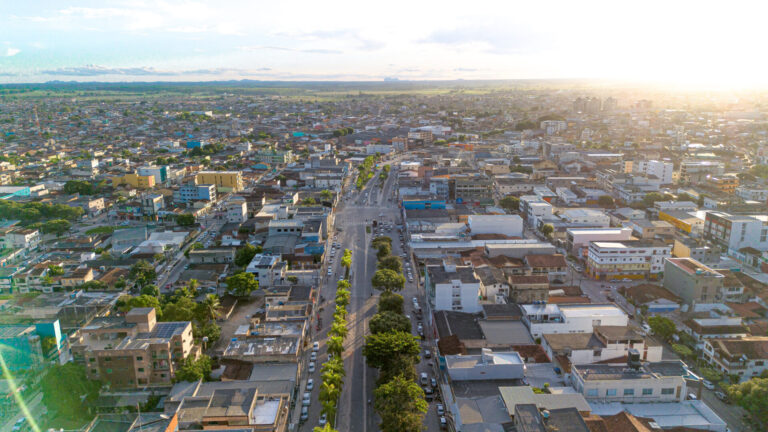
[703,211,768,253]
[566,227,633,257]
[426,261,482,313]
[467,214,523,238]
[662,258,724,305]
[657,210,705,234]
[542,326,662,365]
[445,348,525,380]
[571,360,690,403]
[586,240,671,280]
[226,199,248,224]
[195,171,244,192]
[702,337,768,382]
[175,183,217,203]
[521,303,628,338]
[561,208,610,227]
[70,308,195,388]
[137,165,169,185]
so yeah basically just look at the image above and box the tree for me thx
[376,243,391,260]
[313,425,339,432]
[226,272,259,297]
[340,249,352,270]
[64,180,97,195]
[40,363,100,421]
[363,331,421,370]
[642,192,672,208]
[194,321,222,344]
[728,376,768,428]
[162,296,196,322]
[374,374,428,432]
[118,294,163,318]
[235,243,261,267]
[140,284,159,297]
[499,195,520,212]
[327,335,344,356]
[371,269,405,292]
[539,223,554,238]
[648,315,676,342]
[369,311,411,334]
[184,242,203,258]
[372,236,392,248]
[677,193,695,202]
[671,343,693,358]
[329,321,349,339]
[597,195,615,207]
[175,354,212,382]
[378,291,404,314]
[196,294,221,322]
[320,189,333,201]
[319,380,342,425]
[129,260,156,288]
[47,265,64,276]
[377,255,402,273]
[335,288,351,308]
[175,213,196,227]
[42,219,71,236]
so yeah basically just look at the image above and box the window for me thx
[606,389,617,396]
[136,356,143,361]
[587,389,599,397]
[623,389,634,396]
[642,388,653,395]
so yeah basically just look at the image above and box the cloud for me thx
[239,45,342,55]
[41,65,259,77]
[420,24,551,54]
[454,68,478,72]
[5,48,20,56]
[277,29,385,51]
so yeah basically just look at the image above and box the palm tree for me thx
[335,289,350,308]
[329,321,348,339]
[200,294,221,321]
[327,335,344,356]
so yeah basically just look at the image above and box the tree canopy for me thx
[235,243,262,267]
[371,269,405,292]
[363,331,420,370]
[377,255,403,273]
[225,272,259,297]
[176,213,196,227]
[41,363,100,421]
[378,291,404,314]
[728,375,768,429]
[175,354,212,382]
[369,311,411,334]
[373,374,428,432]
[499,195,520,212]
[648,315,677,342]
[129,260,156,288]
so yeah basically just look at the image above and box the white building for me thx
[3,228,41,250]
[467,215,523,238]
[703,337,768,382]
[571,361,689,403]
[521,303,628,338]
[519,195,553,227]
[636,160,674,184]
[566,227,633,256]
[245,254,287,288]
[542,326,663,365]
[703,211,768,253]
[426,261,481,313]
[445,348,525,381]
[586,240,671,281]
[226,200,248,224]
[735,185,768,202]
[561,209,610,227]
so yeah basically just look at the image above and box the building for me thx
[467,214,523,238]
[735,184,768,202]
[662,258,725,305]
[707,175,739,194]
[586,240,671,280]
[175,183,217,203]
[113,173,156,189]
[703,211,768,253]
[426,261,482,313]
[521,303,628,338]
[561,209,610,227]
[255,148,294,164]
[657,210,705,234]
[703,337,768,382]
[507,275,549,303]
[571,360,690,403]
[195,171,244,192]
[672,237,719,264]
[3,228,41,250]
[513,405,590,432]
[226,200,248,224]
[188,248,235,265]
[636,160,674,184]
[137,165,169,185]
[0,325,43,372]
[566,227,633,257]
[623,220,674,240]
[70,308,194,388]
[542,326,662,366]
[445,348,525,380]
[141,194,165,217]
[245,254,287,287]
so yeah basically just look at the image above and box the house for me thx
[619,284,681,313]
[60,267,94,288]
[702,336,768,382]
[542,326,662,367]
[2,228,41,250]
[245,254,287,288]
[507,275,549,304]
[683,317,749,349]
[524,254,567,282]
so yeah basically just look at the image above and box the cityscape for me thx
[2,2,768,432]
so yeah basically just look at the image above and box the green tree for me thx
[225,272,259,297]
[335,288,351,309]
[235,243,262,267]
[47,265,64,276]
[340,249,352,271]
[597,195,615,207]
[42,219,72,236]
[329,321,349,339]
[184,242,203,258]
[196,294,221,322]
[64,180,97,195]
[499,195,520,212]
[175,354,212,382]
[372,236,392,248]
[378,291,404,314]
[642,192,672,208]
[677,193,695,202]
[40,363,100,421]
[648,315,677,341]
[539,223,554,238]
[374,374,428,432]
[140,284,159,297]
[175,213,196,227]
[327,335,344,356]
[671,343,693,358]
[162,296,196,322]
[363,331,420,370]
[369,311,411,334]
[376,243,392,260]
[728,375,768,428]
[377,255,402,273]
[129,260,156,288]
[194,321,222,344]
[313,424,339,432]
[118,294,163,318]
[320,189,333,201]
[372,269,405,292]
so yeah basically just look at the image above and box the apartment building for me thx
[662,258,725,305]
[175,183,217,203]
[679,160,725,184]
[635,159,674,184]
[703,211,768,252]
[426,260,482,313]
[703,337,768,382]
[3,228,41,250]
[566,227,633,257]
[137,165,169,185]
[521,303,628,338]
[707,175,739,194]
[571,359,689,403]
[113,173,156,189]
[71,308,194,388]
[586,240,671,280]
[195,171,244,192]
[226,200,248,224]
[735,184,768,202]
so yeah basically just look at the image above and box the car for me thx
[307,378,314,391]
[319,414,328,426]
[437,403,445,416]
[439,416,447,429]
[310,351,317,361]
[302,392,311,406]
[313,341,320,352]
[687,393,697,400]
[300,406,309,421]
[424,386,434,400]
[308,362,316,373]
[431,378,437,388]
[642,323,653,334]
[715,391,729,402]
[424,350,431,358]
[702,380,715,390]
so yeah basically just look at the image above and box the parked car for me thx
[440,416,448,429]
[307,378,314,391]
[310,351,317,361]
[319,414,327,426]
[313,341,320,352]
[424,350,431,358]
[431,378,437,388]
[300,406,309,421]
[703,380,715,390]
[302,392,311,406]
[687,393,697,400]
[715,391,729,403]
[437,403,445,416]
[308,362,316,373]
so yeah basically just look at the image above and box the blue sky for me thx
[1,1,767,86]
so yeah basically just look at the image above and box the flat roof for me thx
[588,401,726,430]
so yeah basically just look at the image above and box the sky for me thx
[2,0,768,87]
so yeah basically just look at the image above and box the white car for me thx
[319,414,328,426]
[302,392,311,406]
[308,362,316,373]
[313,341,320,352]
[307,378,314,391]
[310,351,317,361]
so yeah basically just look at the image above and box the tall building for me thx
[603,97,618,112]
[586,240,671,280]
[663,258,724,305]
[195,171,244,192]
[635,160,674,184]
[703,211,768,252]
